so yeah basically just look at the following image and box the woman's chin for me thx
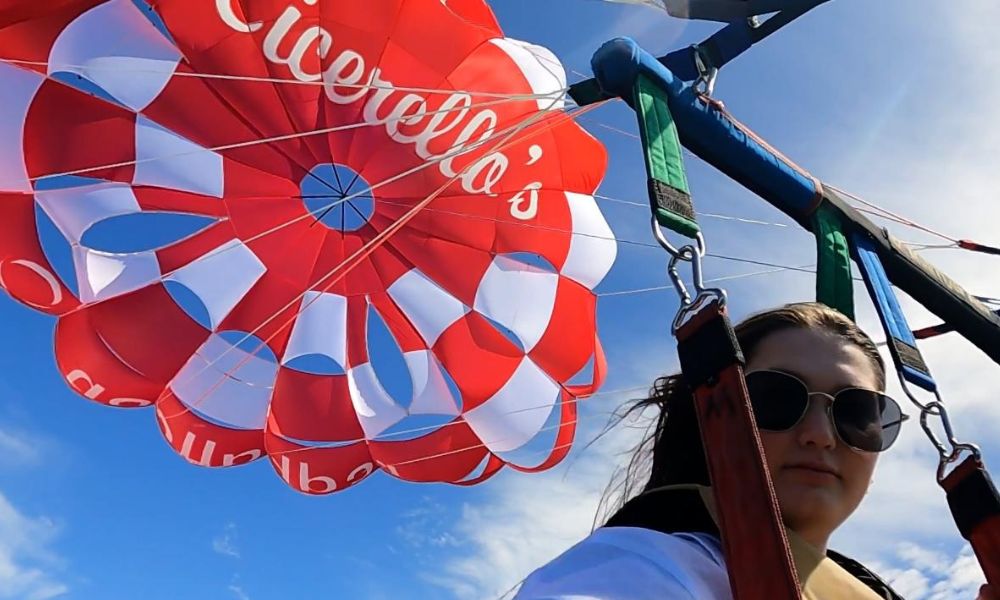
[775,477,843,518]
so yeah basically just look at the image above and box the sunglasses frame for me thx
[744,369,910,453]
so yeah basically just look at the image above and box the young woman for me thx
[514,303,996,599]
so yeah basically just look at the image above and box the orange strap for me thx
[940,455,1000,586]
[675,300,800,599]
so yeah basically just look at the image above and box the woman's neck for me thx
[791,527,829,555]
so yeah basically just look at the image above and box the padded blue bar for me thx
[591,38,819,221]
[853,233,937,392]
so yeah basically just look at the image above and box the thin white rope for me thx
[370,196,786,250]
[593,193,792,229]
[161,98,600,423]
[58,97,578,322]
[828,184,959,244]
[238,103,608,446]
[271,392,636,465]
[268,383,649,454]
[1,57,575,104]
[369,197,869,283]
[161,101,592,400]
[598,263,813,297]
[59,103,599,431]
[577,113,971,248]
[577,116,702,162]
[30,93,567,182]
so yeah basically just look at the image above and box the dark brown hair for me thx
[597,302,886,523]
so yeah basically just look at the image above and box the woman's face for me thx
[745,327,881,550]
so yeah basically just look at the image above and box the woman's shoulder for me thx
[513,527,732,599]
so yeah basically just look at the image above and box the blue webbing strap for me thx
[660,0,831,82]
[660,25,753,82]
[853,232,937,392]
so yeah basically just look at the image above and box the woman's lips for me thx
[783,462,841,479]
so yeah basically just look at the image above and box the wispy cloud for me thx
[421,381,659,600]
[559,0,690,73]
[227,582,250,600]
[212,523,241,559]
[0,427,42,469]
[397,498,461,550]
[0,491,67,600]
[866,543,985,600]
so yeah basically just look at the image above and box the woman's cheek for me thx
[759,431,794,474]
[840,449,878,504]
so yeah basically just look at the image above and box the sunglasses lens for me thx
[832,389,904,452]
[745,371,808,431]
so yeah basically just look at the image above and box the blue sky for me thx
[2,1,999,599]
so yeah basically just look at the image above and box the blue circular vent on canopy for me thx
[300,163,374,232]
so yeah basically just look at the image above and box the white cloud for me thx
[0,427,42,468]
[227,582,250,600]
[868,544,985,600]
[895,543,952,579]
[397,498,462,550]
[558,0,690,73]
[212,523,241,559]
[882,568,930,600]
[420,382,658,600]
[421,467,614,600]
[0,492,67,600]
[927,548,989,600]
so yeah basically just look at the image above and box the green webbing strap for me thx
[634,75,699,239]
[814,203,855,319]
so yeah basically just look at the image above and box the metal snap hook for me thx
[692,46,718,97]
[907,385,984,482]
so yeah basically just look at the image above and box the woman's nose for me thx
[795,395,837,449]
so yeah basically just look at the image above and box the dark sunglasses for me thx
[744,370,909,453]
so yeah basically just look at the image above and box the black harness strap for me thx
[825,551,906,600]
[605,487,717,536]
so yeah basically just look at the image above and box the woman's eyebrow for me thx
[765,367,808,382]
[765,367,867,392]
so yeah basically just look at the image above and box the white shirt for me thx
[514,527,733,599]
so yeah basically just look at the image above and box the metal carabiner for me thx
[667,250,693,306]
[687,241,727,306]
[650,216,727,331]
[670,245,728,333]
[692,46,719,97]
[902,375,984,481]
[918,400,955,461]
